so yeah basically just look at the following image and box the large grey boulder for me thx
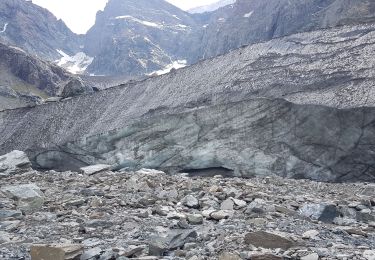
[0,150,31,173]
[1,184,44,212]
[149,229,197,256]
[299,203,340,223]
[59,79,93,99]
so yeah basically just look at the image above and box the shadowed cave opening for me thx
[180,167,234,178]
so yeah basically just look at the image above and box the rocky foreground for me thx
[0,152,374,259]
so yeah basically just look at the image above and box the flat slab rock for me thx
[30,244,83,260]
[79,164,111,175]
[244,231,296,250]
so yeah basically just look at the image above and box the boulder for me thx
[30,244,83,260]
[244,231,295,250]
[79,164,111,175]
[181,195,200,209]
[186,214,203,225]
[80,247,102,260]
[301,253,319,260]
[1,184,44,212]
[302,230,319,239]
[149,229,197,256]
[218,252,241,260]
[364,250,375,260]
[0,150,31,172]
[299,203,339,223]
[210,210,233,220]
[245,199,275,215]
[60,78,93,98]
[0,209,22,220]
[220,199,234,210]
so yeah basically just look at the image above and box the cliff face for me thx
[197,0,375,60]
[0,0,81,61]
[84,0,198,76]
[1,23,375,181]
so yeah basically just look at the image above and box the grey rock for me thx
[363,250,375,260]
[299,203,339,223]
[182,195,200,209]
[45,97,63,103]
[0,184,44,212]
[60,78,93,98]
[251,255,283,260]
[218,252,241,260]
[210,210,233,220]
[0,150,30,172]
[79,164,111,175]
[149,229,197,256]
[244,231,296,250]
[0,209,22,220]
[301,253,319,260]
[30,244,84,260]
[245,199,275,215]
[122,245,145,257]
[302,230,319,239]
[220,199,234,210]
[0,220,20,231]
[81,247,103,260]
[85,220,113,228]
[186,214,203,225]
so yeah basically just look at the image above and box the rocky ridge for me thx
[0,42,93,111]
[0,0,81,61]
[197,0,375,60]
[0,151,374,259]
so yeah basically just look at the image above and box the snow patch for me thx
[56,50,93,74]
[148,60,187,76]
[115,15,162,29]
[243,11,254,18]
[0,23,8,33]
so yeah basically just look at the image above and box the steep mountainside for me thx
[0,0,82,61]
[82,0,375,77]
[198,0,375,59]
[85,0,198,76]
[0,42,93,111]
[1,23,375,181]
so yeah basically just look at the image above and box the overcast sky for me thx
[32,0,219,34]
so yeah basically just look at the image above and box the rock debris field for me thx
[0,151,375,260]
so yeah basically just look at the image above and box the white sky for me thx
[32,0,220,34]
